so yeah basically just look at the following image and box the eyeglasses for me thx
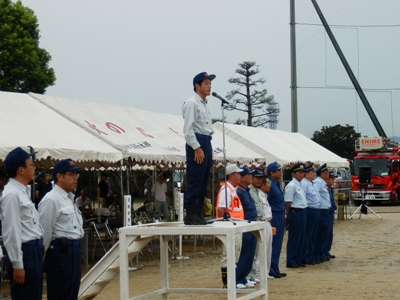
[24,163,36,169]
[63,172,80,178]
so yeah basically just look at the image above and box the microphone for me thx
[212,92,230,105]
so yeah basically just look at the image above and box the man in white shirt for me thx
[216,164,244,288]
[151,173,169,220]
[1,147,44,300]
[39,158,84,300]
[182,71,216,225]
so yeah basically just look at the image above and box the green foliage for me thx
[0,0,56,93]
[226,61,278,127]
[311,124,361,159]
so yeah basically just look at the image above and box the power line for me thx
[296,23,400,28]
[297,86,400,91]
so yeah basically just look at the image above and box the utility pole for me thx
[290,0,298,133]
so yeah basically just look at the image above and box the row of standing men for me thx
[214,161,336,289]
[0,147,84,300]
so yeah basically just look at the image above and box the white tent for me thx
[30,93,264,167]
[0,92,123,168]
[213,122,349,168]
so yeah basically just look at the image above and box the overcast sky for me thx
[19,0,400,139]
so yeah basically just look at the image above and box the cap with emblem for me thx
[316,163,328,175]
[291,163,306,173]
[304,163,315,173]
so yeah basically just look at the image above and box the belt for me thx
[194,133,212,141]
[291,208,303,212]
[23,238,43,246]
[52,238,81,246]
[308,207,320,210]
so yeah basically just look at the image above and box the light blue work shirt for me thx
[284,178,307,209]
[1,178,43,269]
[301,178,321,209]
[39,185,84,251]
[314,176,331,209]
[182,93,214,150]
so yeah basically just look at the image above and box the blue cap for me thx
[267,161,282,173]
[253,168,267,177]
[4,147,37,172]
[239,166,254,176]
[316,163,328,174]
[291,163,306,173]
[193,72,216,86]
[53,158,82,177]
[305,163,315,172]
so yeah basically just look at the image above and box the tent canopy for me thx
[214,122,349,168]
[0,92,123,168]
[30,93,264,167]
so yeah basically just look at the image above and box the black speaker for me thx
[359,166,371,184]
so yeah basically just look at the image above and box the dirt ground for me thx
[0,205,398,299]
[91,205,400,300]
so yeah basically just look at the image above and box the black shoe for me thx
[306,261,315,265]
[184,215,207,225]
[323,256,330,261]
[184,204,208,225]
[279,273,287,277]
[314,259,321,264]
[198,214,214,224]
[298,263,306,267]
[221,267,227,286]
[271,273,282,278]
[286,264,300,268]
[330,254,336,259]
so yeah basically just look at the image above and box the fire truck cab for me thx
[351,137,400,205]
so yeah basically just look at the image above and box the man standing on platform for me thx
[266,162,287,278]
[285,163,307,269]
[182,71,216,225]
[1,147,44,300]
[39,159,84,300]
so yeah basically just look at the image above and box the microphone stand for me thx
[212,98,242,225]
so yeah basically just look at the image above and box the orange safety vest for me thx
[216,184,244,220]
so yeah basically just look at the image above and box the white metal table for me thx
[119,221,268,300]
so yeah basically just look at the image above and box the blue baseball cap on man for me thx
[4,147,37,172]
[253,168,267,177]
[239,166,254,176]
[267,161,283,173]
[193,72,216,86]
[52,158,82,177]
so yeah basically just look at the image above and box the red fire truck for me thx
[351,137,400,205]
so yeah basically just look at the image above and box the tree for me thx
[311,124,361,159]
[225,61,278,127]
[0,0,56,93]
